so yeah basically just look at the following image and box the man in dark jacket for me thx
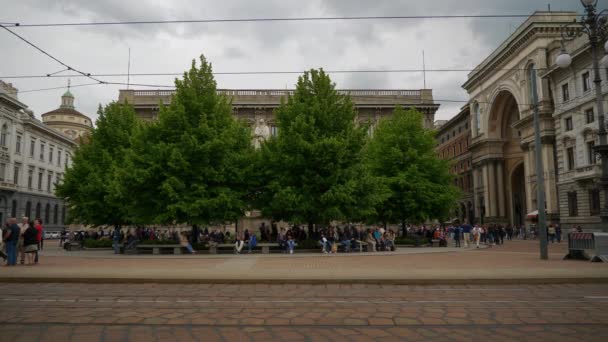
[3,218,20,266]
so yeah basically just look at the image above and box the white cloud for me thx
[1,0,583,123]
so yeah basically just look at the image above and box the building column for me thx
[497,160,506,218]
[488,161,498,217]
[482,163,491,220]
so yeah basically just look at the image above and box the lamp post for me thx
[556,0,608,227]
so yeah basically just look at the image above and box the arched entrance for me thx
[511,163,526,226]
[485,90,527,225]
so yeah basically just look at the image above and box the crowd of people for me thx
[1,216,45,266]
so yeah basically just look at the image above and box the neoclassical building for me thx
[0,80,75,230]
[41,83,93,141]
[436,105,474,224]
[463,11,607,231]
[118,89,440,132]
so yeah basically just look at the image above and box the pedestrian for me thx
[234,232,245,254]
[286,229,295,254]
[179,231,196,254]
[548,224,556,243]
[0,222,7,262]
[23,223,39,266]
[454,225,462,247]
[248,233,257,253]
[18,217,29,265]
[461,221,472,248]
[112,225,121,254]
[365,229,376,252]
[34,219,43,264]
[556,224,562,243]
[4,218,20,266]
[472,225,482,248]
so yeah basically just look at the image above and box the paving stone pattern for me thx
[0,283,607,341]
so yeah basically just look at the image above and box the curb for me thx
[1,276,607,285]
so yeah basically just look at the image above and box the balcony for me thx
[573,164,602,182]
[0,181,17,191]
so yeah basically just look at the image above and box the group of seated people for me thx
[320,226,397,254]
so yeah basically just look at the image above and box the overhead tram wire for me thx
[2,13,584,28]
[0,66,601,80]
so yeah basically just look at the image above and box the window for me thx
[49,146,54,163]
[27,169,33,189]
[568,191,578,217]
[0,125,7,147]
[270,126,278,137]
[588,142,596,165]
[15,135,21,154]
[61,206,66,224]
[30,140,35,157]
[53,204,58,224]
[35,202,41,219]
[25,201,31,218]
[585,108,595,124]
[57,149,62,166]
[562,83,570,102]
[37,171,43,190]
[11,200,17,218]
[65,153,69,169]
[39,143,45,161]
[582,72,591,92]
[0,163,5,181]
[47,173,52,192]
[13,165,19,185]
[45,203,50,224]
[567,147,575,170]
[589,189,600,216]
[565,117,573,131]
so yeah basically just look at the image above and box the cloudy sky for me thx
[0,0,586,123]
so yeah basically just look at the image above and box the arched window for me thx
[61,206,66,224]
[35,202,41,220]
[44,203,50,224]
[11,199,17,218]
[53,204,58,224]
[473,102,481,136]
[0,124,7,146]
[25,201,31,218]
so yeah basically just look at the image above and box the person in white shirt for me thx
[472,225,482,248]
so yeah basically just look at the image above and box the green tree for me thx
[119,55,255,225]
[365,107,459,228]
[56,102,138,226]
[256,69,387,228]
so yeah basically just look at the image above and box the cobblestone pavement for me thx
[0,283,607,341]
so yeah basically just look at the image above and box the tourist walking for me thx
[548,225,556,243]
[23,224,39,266]
[4,218,20,266]
[461,221,472,248]
[472,225,482,248]
[454,225,462,247]
[556,224,562,243]
[0,223,7,261]
[286,229,295,254]
[179,231,196,254]
[34,219,43,264]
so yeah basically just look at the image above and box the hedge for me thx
[83,239,113,248]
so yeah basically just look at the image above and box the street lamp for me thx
[556,0,608,227]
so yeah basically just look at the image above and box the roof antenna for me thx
[548,3,551,12]
[127,47,131,90]
[67,78,71,91]
[422,50,427,89]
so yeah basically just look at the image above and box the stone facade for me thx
[118,89,439,131]
[541,35,608,231]
[463,11,607,232]
[436,105,474,223]
[0,82,75,231]
[41,84,93,141]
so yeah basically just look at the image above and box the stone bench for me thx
[209,242,280,254]
[431,239,441,247]
[137,244,182,255]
